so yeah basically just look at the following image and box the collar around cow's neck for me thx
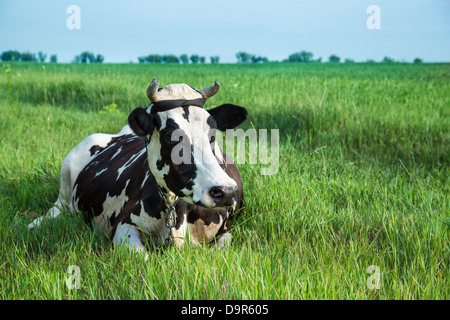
[152,98,206,112]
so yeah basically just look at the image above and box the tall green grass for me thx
[0,62,448,299]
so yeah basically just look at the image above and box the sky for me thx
[0,0,449,63]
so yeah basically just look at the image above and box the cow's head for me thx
[128,79,247,208]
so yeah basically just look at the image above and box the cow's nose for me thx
[209,185,238,207]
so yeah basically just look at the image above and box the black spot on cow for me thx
[157,118,197,196]
[206,115,217,130]
[156,159,165,171]
[182,106,190,121]
[109,212,116,226]
[89,145,103,156]
[184,202,224,225]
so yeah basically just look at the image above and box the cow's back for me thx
[72,134,161,233]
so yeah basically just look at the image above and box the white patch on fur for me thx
[110,146,123,160]
[140,171,150,189]
[112,221,148,259]
[94,168,108,177]
[116,148,146,181]
[130,202,168,246]
[93,179,130,233]
[117,125,134,136]
[171,215,188,248]
[157,84,203,101]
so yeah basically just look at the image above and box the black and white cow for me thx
[29,79,247,253]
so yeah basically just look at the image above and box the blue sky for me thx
[1,0,449,63]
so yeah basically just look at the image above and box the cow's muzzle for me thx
[209,185,238,207]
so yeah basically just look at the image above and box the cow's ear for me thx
[207,104,248,131]
[128,108,154,136]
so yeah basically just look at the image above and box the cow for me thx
[28,79,248,254]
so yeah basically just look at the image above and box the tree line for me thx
[138,54,220,64]
[1,50,57,63]
[0,51,104,64]
[73,51,104,63]
[1,49,424,64]
[284,50,423,64]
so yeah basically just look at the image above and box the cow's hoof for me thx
[28,217,43,230]
[216,232,232,249]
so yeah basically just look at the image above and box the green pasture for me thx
[0,62,448,299]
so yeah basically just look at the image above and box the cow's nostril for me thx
[210,187,225,200]
[209,185,237,207]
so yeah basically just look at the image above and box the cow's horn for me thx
[147,78,159,102]
[199,81,220,99]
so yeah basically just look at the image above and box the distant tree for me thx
[285,53,299,62]
[287,51,314,62]
[150,54,162,63]
[73,51,103,63]
[328,54,340,63]
[20,52,37,62]
[179,54,189,64]
[344,58,354,63]
[162,54,180,63]
[80,52,88,63]
[95,54,104,63]
[210,56,220,64]
[138,54,162,63]
[144,54,162,63]
[200,56,206,64]
[190,54,200,64]
[1,50,21,61]
[50,54,57,63]
[382,56,394,63]
[413,58,423,64]
[38,51,47,63]
[79,51,95,63]
[251,55,268,63]
[236,51,252,63]
[300,51,314,62]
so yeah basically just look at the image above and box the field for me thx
[0,62,448,299]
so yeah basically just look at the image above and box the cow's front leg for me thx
[215,232,232,249]
[112,221,148,259]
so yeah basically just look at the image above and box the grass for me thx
[0,62,448,299]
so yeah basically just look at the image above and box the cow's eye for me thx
[164,132,174,143]
[210,135,215,144]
